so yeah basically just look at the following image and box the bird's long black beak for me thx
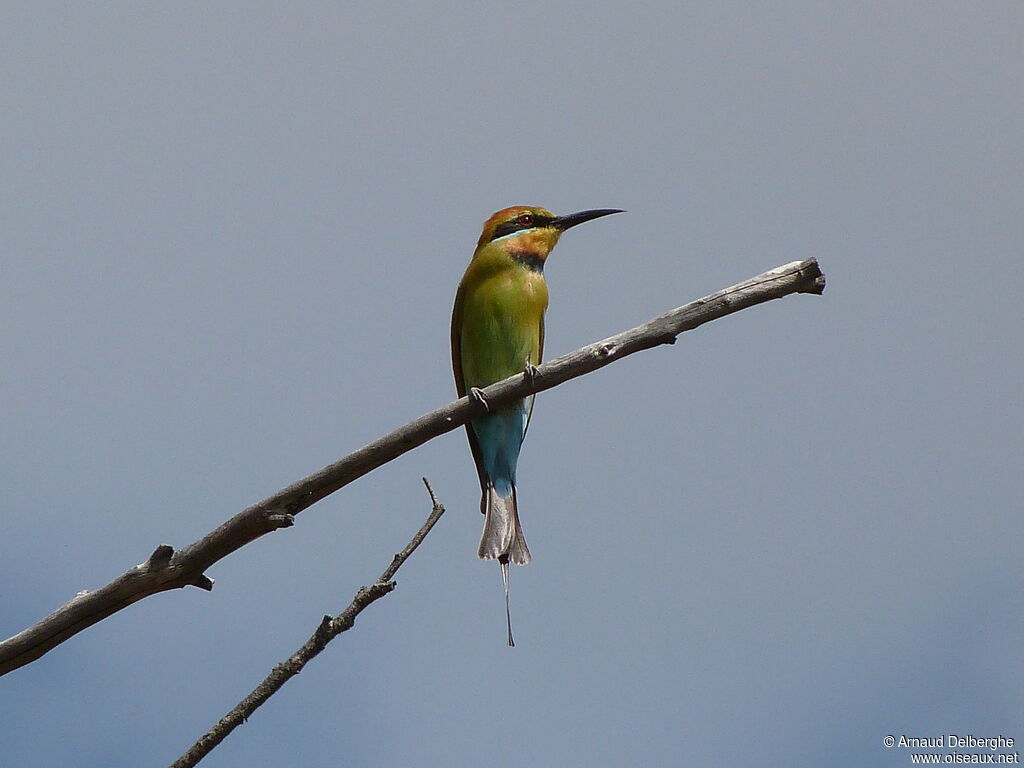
[552,208,625,231]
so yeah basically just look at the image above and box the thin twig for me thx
[168,478,446,768]
[0,258,825,675]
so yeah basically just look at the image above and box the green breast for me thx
[458,258,548,390]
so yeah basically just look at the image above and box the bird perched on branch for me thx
[451,205,624,645]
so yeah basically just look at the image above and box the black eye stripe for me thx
[489,214,553,242]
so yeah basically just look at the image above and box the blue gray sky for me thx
[2,3,1022,766]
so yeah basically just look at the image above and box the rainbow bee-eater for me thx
[451,205,624,645]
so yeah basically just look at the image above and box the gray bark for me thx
[0,257,824,676]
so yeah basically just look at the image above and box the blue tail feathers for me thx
[473,402,531,566]
[471,404,528,497]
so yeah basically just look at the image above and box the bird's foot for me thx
[469,387,490,412]
[523,361,541,388]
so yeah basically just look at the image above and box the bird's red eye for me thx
[517,214,535,226]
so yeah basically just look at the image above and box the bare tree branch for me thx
[168,478,446,768]
[0,257,825,676]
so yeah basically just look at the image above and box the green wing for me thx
[451,282,488,496]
